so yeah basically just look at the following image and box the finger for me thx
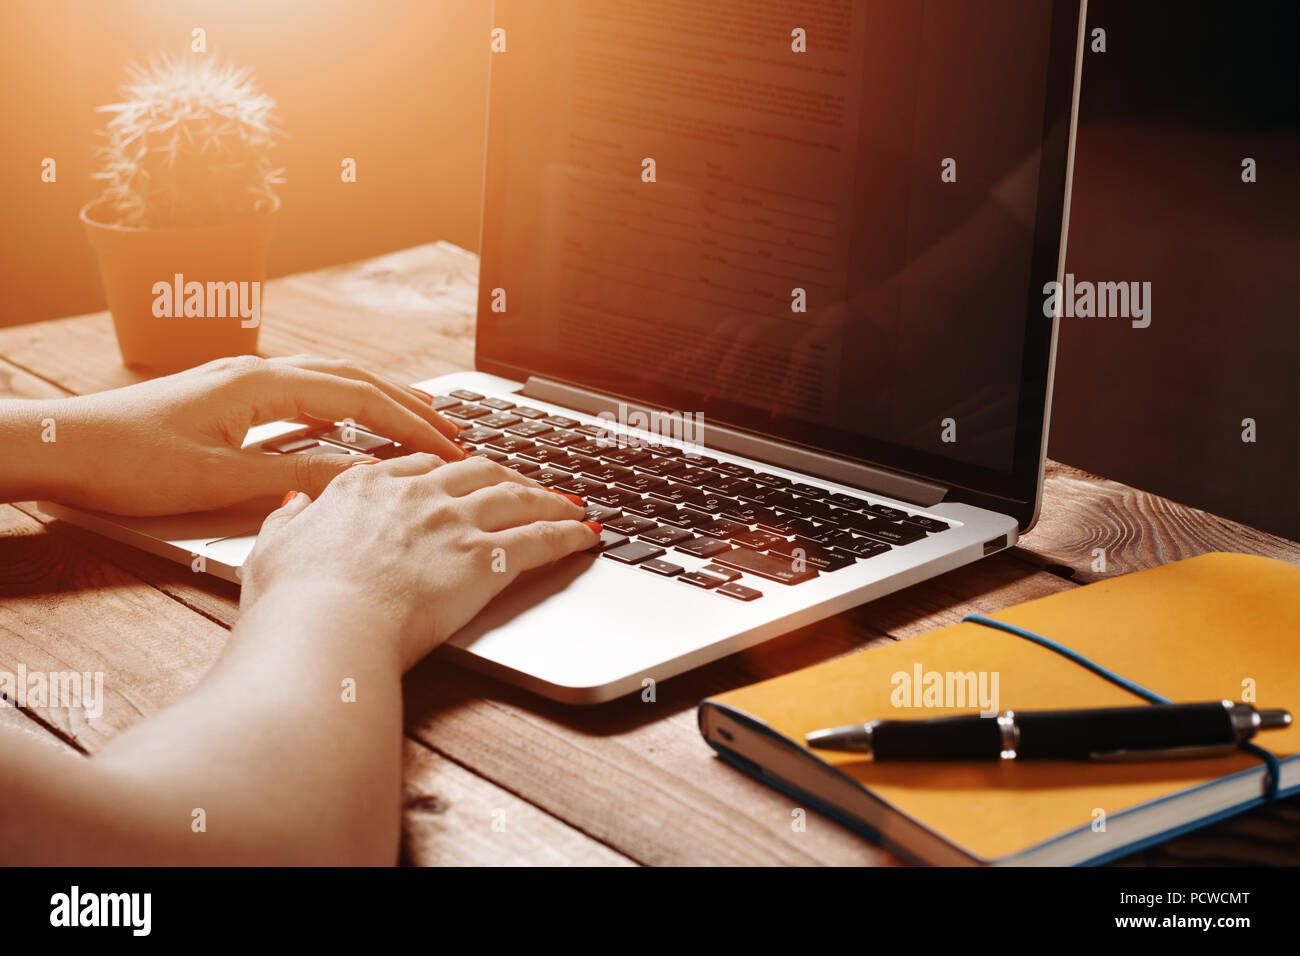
[489,520,601,573]
[269,355,461,439]
[237,450,371,500]
[257,489,313,538]
[363,451,446,478]
[460,483,585,533]
[429,456,544,497]
[255,365,467,461]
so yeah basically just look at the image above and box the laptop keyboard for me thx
[264,388,954,602]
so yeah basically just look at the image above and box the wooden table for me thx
[2,242,1297,866]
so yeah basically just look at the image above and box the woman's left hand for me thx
[26,354,465,516]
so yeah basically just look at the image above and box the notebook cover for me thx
[699,552,1300,863]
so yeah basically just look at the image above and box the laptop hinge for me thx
[520,377,949,507]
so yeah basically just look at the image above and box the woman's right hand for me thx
[239,454,599,669]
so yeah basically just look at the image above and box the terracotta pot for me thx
[81,198,278,373]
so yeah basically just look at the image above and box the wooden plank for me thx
[1020,461,1300,583]
[400,736,635,866]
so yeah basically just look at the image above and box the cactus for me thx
[92,55,283,229]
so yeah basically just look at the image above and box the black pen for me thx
[804,701,1292,760]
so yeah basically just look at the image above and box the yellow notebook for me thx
[697,553,1300,865]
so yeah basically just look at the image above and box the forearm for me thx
[3,584,406,865]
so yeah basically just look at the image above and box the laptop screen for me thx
[477,0,1081,517]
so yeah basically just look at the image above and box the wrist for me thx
[0,397,82,504]
[235,577,408,674]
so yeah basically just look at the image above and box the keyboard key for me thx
[602,541,666,565]
[649,484,699,505]
[789,482,826,498]
[699,564,742,582]
[673,467,717,486]
[716,581,763,601]
[542,415,579,429]
[674,451,718,467]
[675,537,732,558]
[457,426,502,444]
[319,427,396,456]
[586,487,642,508]
[753,472,790,488]
[485,435,535,454]
[755,513,801,536]
[702,474,751,495]
[537,430,585,447]
[621,498,679,519]
[841,515,927,545]
[467,448,507,462]
[899,515,951,534]
[583,505,621,523]
[430,395,462,411]
[711,549,820,585]
[449,388,484,402]
[719,502,765,523]
[586,529,628,553]
[824,533,891,558]
[732,529,788,551]
[678,570,727,589]
[479,396,516,410]
[551,453,595,474]
[478,413,521,429]
[802,500,849,524]
[693,517,747,540]
[605,515,657,536]
[614,473,668,495]
[633,455,686,477]
[640,558,684,577]
[865,504,907,520]
[766,539,856,571]
[710,461,754,477]
[505,459,542,476]
[263,434,324,454]
[572,423,607,437]
[506,421,553,438]
[512,406,548,420]
[530,468,570,487]
[826,493,869,510]
[687,492,736,515]
[556,477,609,498]
[570,439,617,457]
[518,445,572,464]
[445,405,491,421]
[640,526,693,546]
[603,447,650,466]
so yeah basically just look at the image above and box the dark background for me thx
[1,0,1296,539]
[1056,0,1299,539]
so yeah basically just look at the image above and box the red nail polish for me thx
[350,458,381,466]
[411,387,435,403]
[583,521,603,535]
[280,490,299,507]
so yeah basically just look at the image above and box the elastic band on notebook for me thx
[962,613,1281,801]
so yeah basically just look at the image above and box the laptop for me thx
[42,0,1086,703]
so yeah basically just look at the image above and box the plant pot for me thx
[81,198,279,374]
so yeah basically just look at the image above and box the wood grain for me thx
[1,241,1295,866]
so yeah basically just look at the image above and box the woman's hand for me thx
[26,354,466,516]
[240,454,599,669]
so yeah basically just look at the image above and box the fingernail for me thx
[550,490,585,506]
[350,458,381,467]
[582,521,603,536]
[411,387,435,404]
[452,441,469,459]
[280,490,300,507]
